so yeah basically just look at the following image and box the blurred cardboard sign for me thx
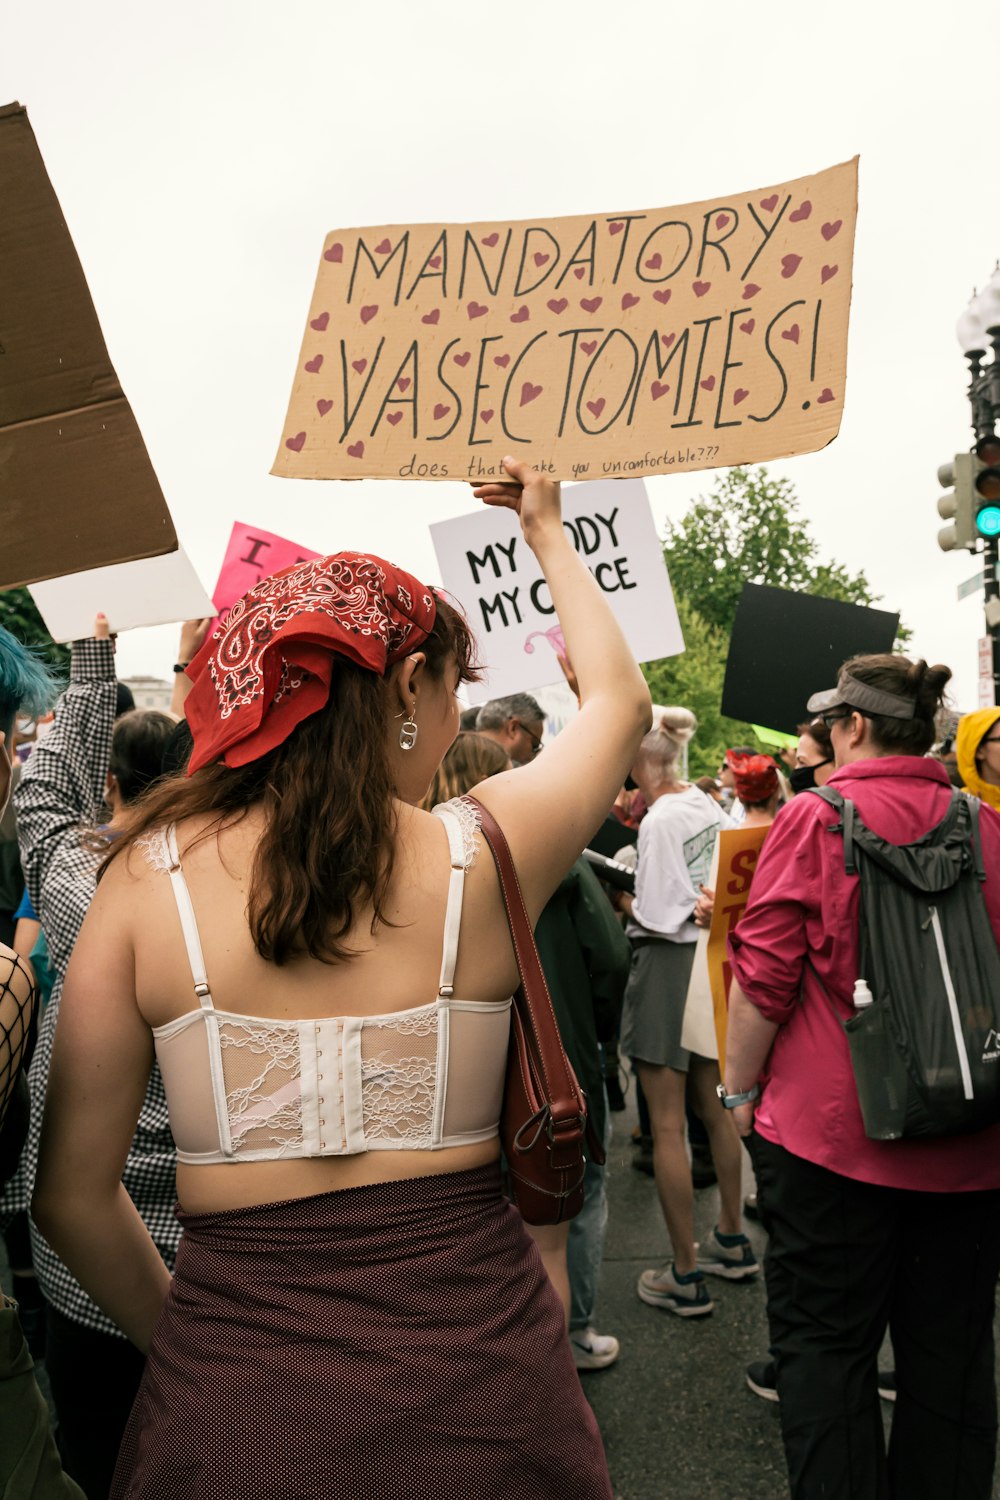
[28,547,212,643]
[430,478,683,704]
[707,825,770,1060]
[721,583,899,734]
[0,102,176,589]
[273,158,857,483]
[212,521,323,617]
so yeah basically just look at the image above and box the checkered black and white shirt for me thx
[7,637,179,1336]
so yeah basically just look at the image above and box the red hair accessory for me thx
[184,553,436,773]
[726,752,779,805]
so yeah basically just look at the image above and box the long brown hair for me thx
[105,597,479,966]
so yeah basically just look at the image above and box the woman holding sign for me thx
[32,459,650,1500]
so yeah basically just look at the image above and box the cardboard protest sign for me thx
[721,583,900,734]
[273,158,857,484]
[430,479,683,703]
[212,521,323,617]
[0,102,177,589]
[28,548,213,643]
[707,825,771,1060]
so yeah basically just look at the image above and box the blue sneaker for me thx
[637,1263,714,1317]
[697,1227,760,1280]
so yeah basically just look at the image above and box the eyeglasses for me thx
[819,709,856,729]
[981,737,1000,746]
[515,720,544,756]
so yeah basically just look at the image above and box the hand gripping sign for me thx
[273,158,857,484]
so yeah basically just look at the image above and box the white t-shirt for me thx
[627,786,726,945]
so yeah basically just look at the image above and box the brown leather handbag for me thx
[467,796,605,1225]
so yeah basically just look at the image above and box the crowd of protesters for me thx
[1,461,999,1500]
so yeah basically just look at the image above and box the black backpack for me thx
[809,785,1000,1140]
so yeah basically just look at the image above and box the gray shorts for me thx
[619,939,696,1072]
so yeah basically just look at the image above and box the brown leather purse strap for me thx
[465,795,584,1127]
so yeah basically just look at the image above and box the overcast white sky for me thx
[4,0,999,709]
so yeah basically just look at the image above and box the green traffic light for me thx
[977,505,1000,538]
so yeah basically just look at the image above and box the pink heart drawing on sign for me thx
[305,354,323,373]
[310,311,330,331]
[351,359,367,374]
[481,409,494,423]
[740,319,755,334]
[817,388,835,404]
[781,255,801,278]
[821,220,842,241]
[360,305,379,324]
[700,376,716,391]
[609,221,624,234]
[733,389,749,405]
[324,243,343,263]
[622,293,640,310]
[481,232,500,247]
[581,296,602,313]
[467,302,488,319]
[821,264,839,284]
[433,403,451,420]
[661,332,676,348]
[716,214,730,229]
[386,411,404,425]
[781,324,801,344]
[573,266,587,279]
[580,340,597,355]
[375,238,392,254]
[520,381,543,406]
[789,201,812,223]
[494,354,511,367]
[651,381,670,400]
[759,194,778,213]
[586,398,606,419]
[645,253,662,270]
[511,307,530,323]
[397,377,411,391]
[453,352,471,367]
[653,289,671,304]
[421,309,440,325]
[316,399,333,416]
[285,432,306,452]
[534,252,550,267]
[743,283,761,298]
[347,441,364,458]
[692,281,711,297]
[429,255,442,269]
[547,298,568,314]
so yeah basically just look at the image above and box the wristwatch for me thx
[716,1082,760,1110]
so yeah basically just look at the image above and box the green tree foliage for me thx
[642,466,905,779]
[0,588,70,673]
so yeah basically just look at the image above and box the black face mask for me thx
[790,760,832,794]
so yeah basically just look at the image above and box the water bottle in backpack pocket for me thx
[809,786,1000,1140]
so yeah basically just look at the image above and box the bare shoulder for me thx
[0,945,34,1007]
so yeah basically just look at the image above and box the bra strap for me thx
[164,826,215,1012]
[433,807,467,998]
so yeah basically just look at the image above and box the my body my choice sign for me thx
[274,158,856,483]
[430,480,683,703]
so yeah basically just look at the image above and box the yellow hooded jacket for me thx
[956,707,1000,811]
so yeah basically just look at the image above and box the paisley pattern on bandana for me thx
[184,553,437,773]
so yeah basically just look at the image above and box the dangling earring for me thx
[398,711,418,751]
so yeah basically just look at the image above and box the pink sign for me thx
[212,521,323,617]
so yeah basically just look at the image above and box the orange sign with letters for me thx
[707,826,770,1060]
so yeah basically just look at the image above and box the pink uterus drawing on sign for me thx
[523,625,566,660]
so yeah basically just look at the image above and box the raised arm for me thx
[468,458,651,921]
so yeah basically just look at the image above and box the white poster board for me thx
[430,479,683,703]
[28,546,213,643]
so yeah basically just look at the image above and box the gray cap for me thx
[806,670,917,721]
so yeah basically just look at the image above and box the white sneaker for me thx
[569,1326,620,1370]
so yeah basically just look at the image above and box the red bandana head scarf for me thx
[726,751,779,805]
[184,553,437,773]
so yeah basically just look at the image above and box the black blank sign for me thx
[721,584,900,735]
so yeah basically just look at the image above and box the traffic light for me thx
[937,454,976,552]
[973,435,1000,539]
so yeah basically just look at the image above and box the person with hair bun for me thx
[617,708,758,1319]
[724,653,1000,1500]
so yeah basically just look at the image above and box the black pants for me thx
[45,1305,145,1500]
[752,1132,1000,1500]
